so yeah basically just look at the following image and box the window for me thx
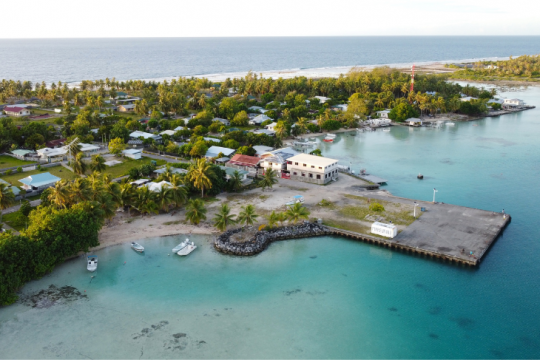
[295,162,298,165]
[301,173,305,177]
[316,175,321,179]
[325,174,327,178]
[269,162,273,166]
[303,163,307,167]
[309,173,313,178]
[293,172,297,175]
[319,167,322,169]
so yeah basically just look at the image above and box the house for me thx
[487,98,504,105]
[371,222,397,238]
[205,146,235,159]
[376,109,391,119]
[460,96,478,102]
[130,179,151,187]
[407,118,422,126]
[227,154,261,176]
[117,97,140,105]
[143,181,172,193]
[286,153,339,185]
[366,118,391,127]
[265,122,277,131]
[11,149,35,160]
[252,129,275,136]
[154,167,187,176]
[331,104,348,112]
[4,106,30,117]
[228,88,238,95]
[160,130,177,136]
[259,147,300,173]
[122,148,142,160]
[223,167,250,184]
[248,106,269,114]
[36,147,67,163]
[77,143,101,156]
[212,117,230,126]
[249,114,271,125]
[118,104,136,112]
[203,137,221,144]
[173,126,185,132]
[313,96,330,103]
[0,179,21,196]
[114,91,129,99]
[425,91,437,96]
[18,172,61,191]
[503,99,525,109]
[252,145,273,157]
[129,131,162,142]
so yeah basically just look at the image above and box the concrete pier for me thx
[334,193,511,266]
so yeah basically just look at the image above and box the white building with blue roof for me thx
[204,146,235,159]
[18,172,61,191]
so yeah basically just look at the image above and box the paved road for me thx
[2,199,42,215]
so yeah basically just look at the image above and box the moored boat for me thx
[177,241,197,256]
[446,122,455,126]
[87,255,98,272]
[131,242,144,253]
[172,239,190,253]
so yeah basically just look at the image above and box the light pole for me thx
[433,188,438,203]
[414,202,419,218]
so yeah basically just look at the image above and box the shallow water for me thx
[1,85,540,358]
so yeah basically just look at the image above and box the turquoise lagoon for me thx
[1,85,540,358]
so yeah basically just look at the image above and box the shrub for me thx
[369,203,385,212]
[36,164,42,171]
[5,170,12,175]
[17,167,22,173]
[19,201,32,217]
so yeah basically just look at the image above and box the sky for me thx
[2,0,540,38]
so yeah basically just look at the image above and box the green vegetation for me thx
[237,204,259,226]
[0,166,77,185]
[369,203,385,212]
[185,199,207,225]
[213,203,237,231]
[258,168,278,191]
[323,218,371,234]
[448,55,540,81]
[0,156,35,170]
[105,157,166,179]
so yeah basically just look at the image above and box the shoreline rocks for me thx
[214,223,331,256]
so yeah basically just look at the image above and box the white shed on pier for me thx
[371,222,397,238]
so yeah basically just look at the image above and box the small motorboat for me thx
[446,122,455,126]
[172,239,190,253]
[383,128,390,132]
[87,255,98,272]
[417,173,424,179]
[177,241,197,256]
[131,242,144,253]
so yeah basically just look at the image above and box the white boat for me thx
[382,128,391,132]
[177,241,197,256]
[172,239,190,253]
[87,255,98,272]
[131,242,144,252]
[326,133,336,139]
[446,122,455,126]
[285,195,305,206]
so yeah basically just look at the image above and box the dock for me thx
[357,174,388,184]
[329,193,511,266]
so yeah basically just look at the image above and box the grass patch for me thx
[102,157,167,179]
[0,165,78,185]
[0,156,36,170]
[163,220,183,225]
[259,194,270,201]
[190,195,220,203]
[2,208,36,232]
[323,218,371,234]
[339,204,418,226]
[226,192,261,202]
[282,185,309,192]
[317,199,336,209]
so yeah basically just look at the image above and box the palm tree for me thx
[119,181,134,214]
[296,117,309,135]
[228,170,244,192]
[267,210,280,228]
[185,199,207,225]
[237,204,259,226]
[285,203,310,224]
[72,152,87,175]
[134,99,149,117]
[155,186,174,213]
[0,183,16,225]
[96,193,117,223]
[68,178,92,203]
[186,158,214,197]
[213,203,236,231]
[274,121,287,139]
[259,168,278,191]
[90,154,106,173]
[277,212,288,226]
[48,180,70,208]
[168,175,187,208]
[95,96,104,111]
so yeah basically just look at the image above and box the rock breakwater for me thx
[214,222,331,256]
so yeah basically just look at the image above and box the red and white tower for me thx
[410,64,415,94]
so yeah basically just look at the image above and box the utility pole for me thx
[410,64,415,94]
[433,188,438,203]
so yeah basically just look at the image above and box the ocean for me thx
[1,37,540,83]
[0,84,539,358]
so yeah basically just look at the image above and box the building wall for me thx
[288,168,338,185]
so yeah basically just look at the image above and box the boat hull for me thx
[177,245,197,256]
